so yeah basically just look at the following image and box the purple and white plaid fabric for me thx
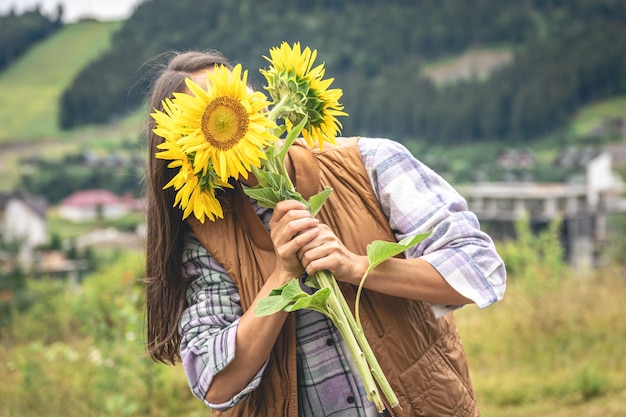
[179,137,506,415]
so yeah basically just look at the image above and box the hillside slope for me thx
[56,0,626,144]
[0,20,121,142]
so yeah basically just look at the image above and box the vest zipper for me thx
[362,291,397,416]
[282,320,296,417]
[380,390,397,417]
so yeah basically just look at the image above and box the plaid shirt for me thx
[179,137,506,416]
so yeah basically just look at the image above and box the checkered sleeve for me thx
[359,138,507,314]
[179,232,268,410]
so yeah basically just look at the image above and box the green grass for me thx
[2,213,626,417]
[0,20,146,190]
[1,245,625,417]
[0,251,210,417]
[0,20,123,142]
[569,96,626,139]
[457,265,626,417]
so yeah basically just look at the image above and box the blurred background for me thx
[0,1,625,416]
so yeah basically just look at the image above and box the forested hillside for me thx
[57,0,626,144]
[0,6,63,71]
[0,20,122,142]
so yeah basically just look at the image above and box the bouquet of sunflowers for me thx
[151,42,430,413]
[151,42,345,222]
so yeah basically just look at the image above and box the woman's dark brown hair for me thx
[144,50,232,364]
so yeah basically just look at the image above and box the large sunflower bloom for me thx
[261,42,347,148]
[160,63,277,182]
[152,63,274,222]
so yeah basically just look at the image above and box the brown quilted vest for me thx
[188,137,479,417]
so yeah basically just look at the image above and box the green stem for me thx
[315,270,384,411]
[353,269,400,411]
[316,270,400,411]
[256,116,309,202]
[275,116,308,168]
[354,270,369,330]
[267,95,290,122]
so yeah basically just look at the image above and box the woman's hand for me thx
[269,200,320,280]
[298,224,368,285]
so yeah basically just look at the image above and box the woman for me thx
[144,50,506,417]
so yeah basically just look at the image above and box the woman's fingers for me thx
[271,200,308,222]
[297,224,364,283]
[270,201,318,242]
[269,200,320,276]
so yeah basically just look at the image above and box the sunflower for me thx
[154,121,230,223]
[152,63,276,222]
[169,64,277,182]
[261,42,347,148]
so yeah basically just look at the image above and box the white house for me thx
[586,150,624,208]
[0,193,48,267]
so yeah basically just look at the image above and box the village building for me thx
[35,250,87,287]
[0,192,48,267]
[58,189,141,222]
[459,149,626,269]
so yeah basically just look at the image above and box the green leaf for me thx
[256,279,308,315]
[242,185,282,208]
[366,231,432,273]
[303,273,320,290]
[243,169,306,208]
[285,287,332,314]
[354,230,432,332]
[254,278,332,317]
[256,294,291,316]
[308,187,333,217]
[264,170,287,189]
[267,281,290,296]
[280,278,309,302]
[252,166,272,183]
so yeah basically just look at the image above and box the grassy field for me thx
[1,241,625,417]
[0,20,123,142]
[458,266,626,417]
[569,96,626,139]
[0,19,143,191]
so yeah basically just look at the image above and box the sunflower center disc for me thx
[201,96,249,150]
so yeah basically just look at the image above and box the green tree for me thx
[0,7,62,70]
